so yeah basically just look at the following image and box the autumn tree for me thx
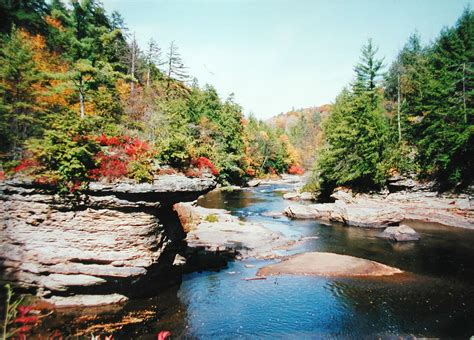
[0,28,41,156]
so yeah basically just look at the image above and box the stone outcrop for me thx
[283,191,314,201]
[247,179,261,187]
[378,225,421,242]
[0,175,216,307]
[256,252,403,277]
[46,294,129,308]
[174,202,289,261]
[284,189,473,229]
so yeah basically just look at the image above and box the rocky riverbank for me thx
[0,175,216,307]
[284,189,473,229]
[174,202,290,263]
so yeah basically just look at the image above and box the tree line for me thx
[311,8,473,197]
[0,0,301,190]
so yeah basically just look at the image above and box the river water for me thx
[33,180,474,338]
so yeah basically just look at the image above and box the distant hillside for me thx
[267,105,331,169]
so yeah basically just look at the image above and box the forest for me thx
[309,9,473,196]
[0,1,472,196]
[0,0,301,192]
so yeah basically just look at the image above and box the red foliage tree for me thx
[288,165,305,175]
[89,135,153,182]
[192,157,219,176]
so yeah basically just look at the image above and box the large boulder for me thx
[284,201,402,228]
[378,225,420,242]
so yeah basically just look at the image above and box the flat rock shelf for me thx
[257,252,403,277]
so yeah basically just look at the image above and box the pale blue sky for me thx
[102,0,472,119]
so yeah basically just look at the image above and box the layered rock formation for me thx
[174,202,289,262]
[0,175,216,306]
[284,190,473,229]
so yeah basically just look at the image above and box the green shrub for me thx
[204,214,219,223]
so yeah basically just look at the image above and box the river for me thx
[33,179,474,338]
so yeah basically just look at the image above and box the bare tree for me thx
[129,33,139,96]
[145,38,163,87]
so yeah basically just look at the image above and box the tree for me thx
[316,89,388,195]
[414,8,474,187]
[57,0,123,118]
[0,28,41,156]
[144,38,163,87]
[0,0,50,35]
[166,41,188,89]
[129,33,139,95]
[353,38,384,94]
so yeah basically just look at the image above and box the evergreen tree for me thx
[0,0,50,34]
[0,28,41,156]
[353,39,384,94]
[166,41,188,89]
[316,88,388,195]
[415,9,474,187]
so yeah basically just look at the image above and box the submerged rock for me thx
[257,252,403,277]
[378,225,420,242]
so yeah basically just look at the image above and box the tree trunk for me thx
[397,73,402,141]
[79,83,85,119]
[131,34,136,96]
[462,62,466,123]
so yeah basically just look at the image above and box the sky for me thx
[101,0,472,119]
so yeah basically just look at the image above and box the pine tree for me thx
[0,28,41,156]
[353,39,384,94]
[415,8,474,187]
[166,41,188,89]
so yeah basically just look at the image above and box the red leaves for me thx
[14,316,38,324]
[14,159,40,173]
[14,305,38,336]
[245,168,256,177]
[158,331,171,340]
[192,157,218,176]
[0,171,5,181]
[89,152,128,181]
[98,134,121,147]
[288,165,305,175]
[17,306,34,316]
[125,138,150,158]
[90,135,153,182]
